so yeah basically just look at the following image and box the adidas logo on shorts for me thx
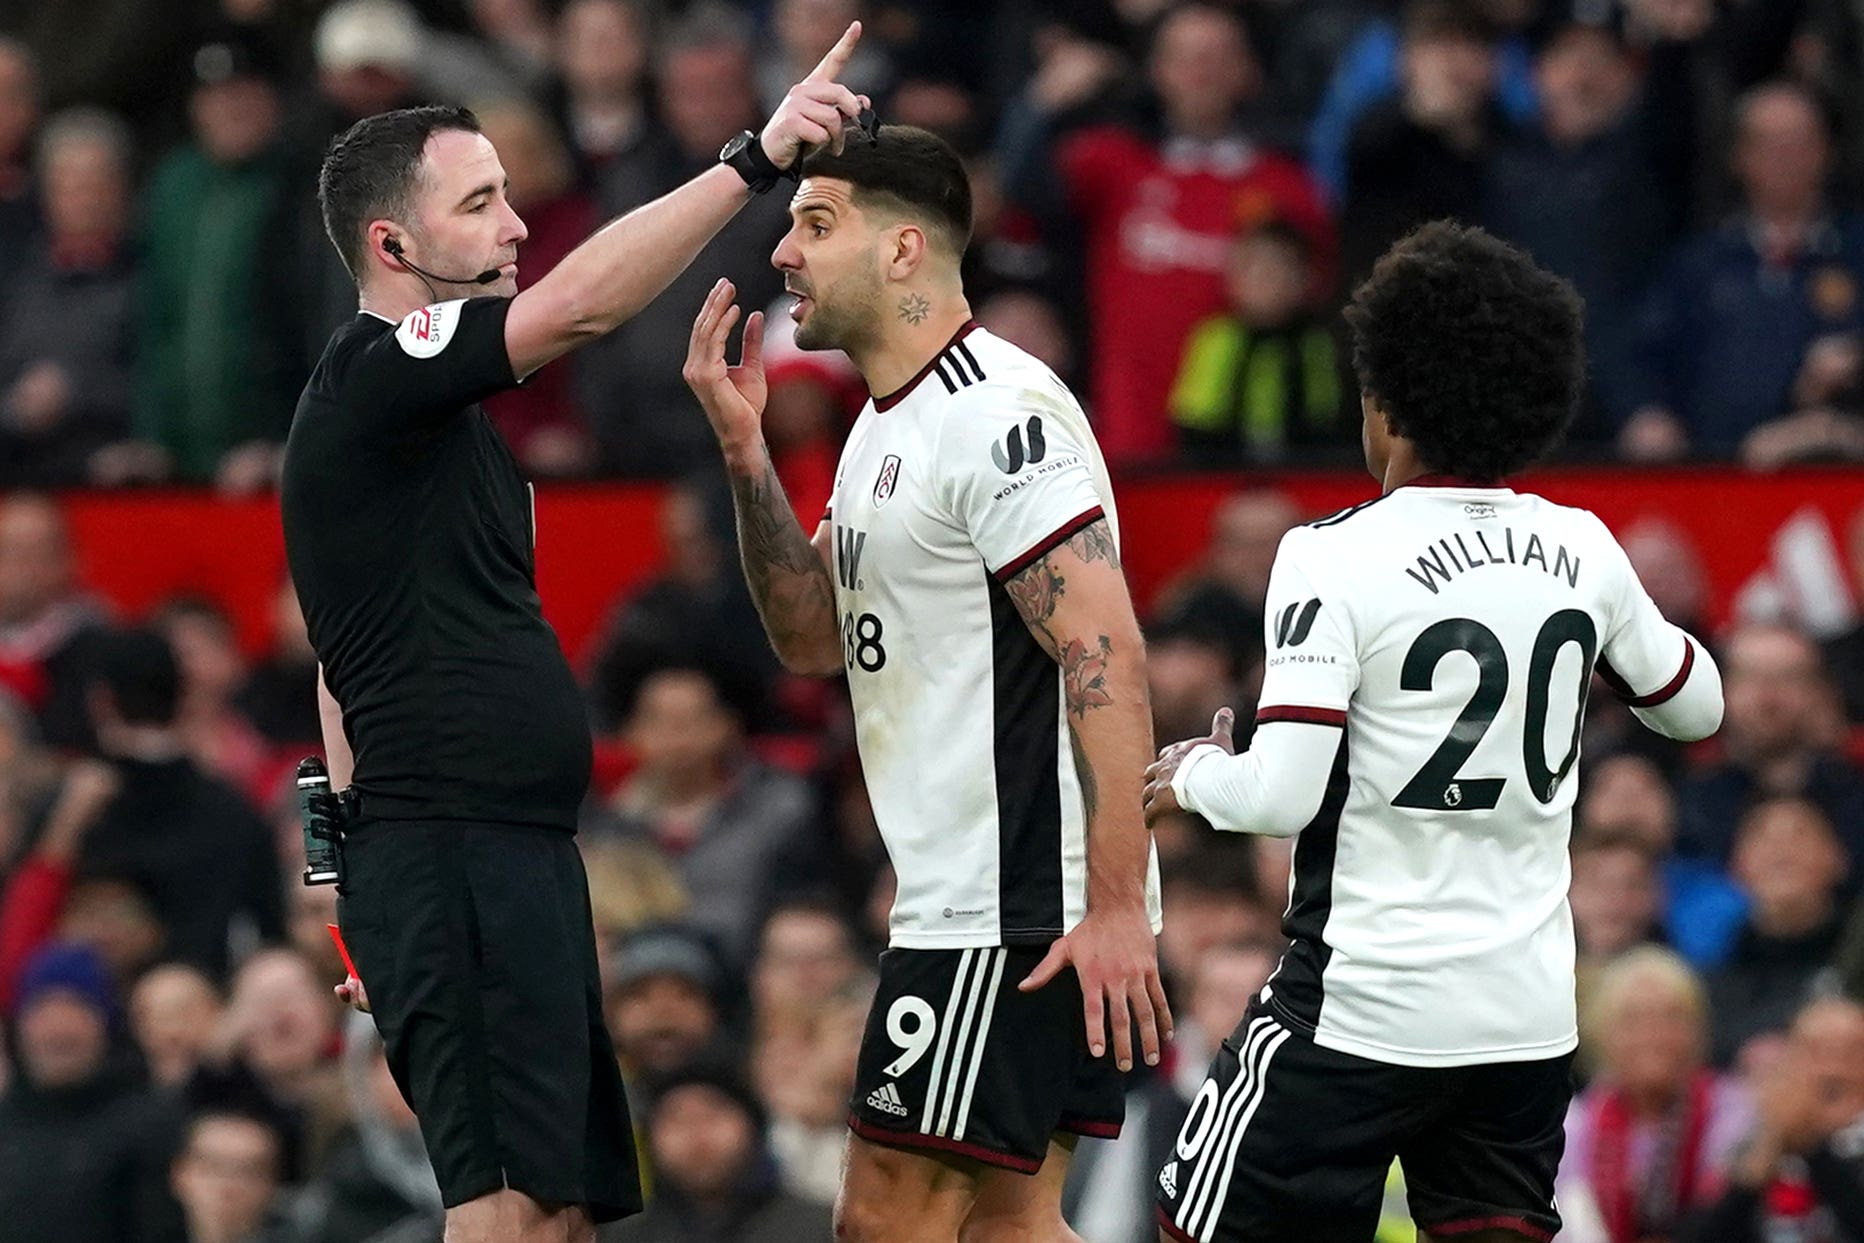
[1158,1160,1180,1198]
[866,1082,910,1117]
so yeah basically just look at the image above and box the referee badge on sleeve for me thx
[396,300,466,358]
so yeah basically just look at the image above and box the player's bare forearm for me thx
[1004,521,1153,910]
[316,664,354,789]
[727,445,842,677]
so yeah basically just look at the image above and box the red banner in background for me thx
[47,466,1864,666]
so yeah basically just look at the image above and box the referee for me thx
[280,26,867,1243]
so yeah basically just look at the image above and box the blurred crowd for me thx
[6,0,1864,487]
[5,0,1864,1242]
[6,473,1864,1243]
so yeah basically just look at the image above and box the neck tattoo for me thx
[898,293,930,325]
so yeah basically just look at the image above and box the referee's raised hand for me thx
[759,21,870,170]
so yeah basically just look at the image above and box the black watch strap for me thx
[723,130,785,193]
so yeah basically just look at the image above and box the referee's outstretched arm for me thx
[504,23,868,379]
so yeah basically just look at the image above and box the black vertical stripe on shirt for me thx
[986,573,1064,941]
[953,340,987,384]
[1266,731,1352,1034]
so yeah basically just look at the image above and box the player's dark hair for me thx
[318,105,483,280]
[1345,221,1583,483]
[93,627,181,726]
[797,124,973,256]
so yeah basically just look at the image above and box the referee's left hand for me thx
[759,21,870,170]
[1020,905,1172,1073]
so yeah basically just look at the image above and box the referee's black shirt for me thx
[282,297,591,830]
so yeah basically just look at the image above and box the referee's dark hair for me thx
[318,105,483,280]
[1345,221,1584,483]
[797,124,973,257]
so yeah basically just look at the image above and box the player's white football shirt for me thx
[1195,481,1705,1067]
[826,323,1163,949]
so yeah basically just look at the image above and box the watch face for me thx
[721,133,748,160]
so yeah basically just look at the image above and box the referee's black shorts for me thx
[337,818,641,1222]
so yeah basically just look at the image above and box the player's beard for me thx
[795,264,884,355]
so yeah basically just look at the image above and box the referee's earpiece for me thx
[382,234,502,287]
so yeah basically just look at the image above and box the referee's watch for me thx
[721,130,785,194]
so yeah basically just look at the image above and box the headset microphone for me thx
[383,237,502,286]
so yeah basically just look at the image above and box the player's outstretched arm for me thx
[1005,521,1173,1072]
[684,279,841,677]
[504,23,868,379]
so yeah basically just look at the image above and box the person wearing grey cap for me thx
[606,926,726,1081]
[283,21,871,1243]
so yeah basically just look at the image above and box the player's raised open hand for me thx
[683,278,767,457]
[1020,903,1173,1073]
[760,21,871,170]
[1143,707,1236,824]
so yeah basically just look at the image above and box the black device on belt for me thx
[297,755,357,887]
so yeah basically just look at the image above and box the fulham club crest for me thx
[873,455,902,507]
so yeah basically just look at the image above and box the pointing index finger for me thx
[805,20,862,83]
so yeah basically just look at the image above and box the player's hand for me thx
[1143,707,1236,825]
[1020,904,1172,1072]
[685,279,768,455]
[760,21,870,169]
[335,973,370,1014]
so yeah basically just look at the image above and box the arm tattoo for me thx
[1061,635,1115,718]
[1069,721,1097,822]
[1066,520,1119,568]
[898,293,931,324]
[1000,517,1117,633]
[731,455,835,657]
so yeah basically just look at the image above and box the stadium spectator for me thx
[295,1014,444,1243]
[757,0,893,121]
[75,628,284,981]
[581,836,694,949]
[0,493,111,752]
[233,576,320,749]
[169,1101,295,1243]
[0,689,60,871]
[1686,996,1864,1243]
[1152,489,1303,678]
[1708,798,1849,1066]
[587,663,823,967]
[130,963,225,1090]
[548,0,655,188]
[217,947,348,1172]
[605,925,727,1082]
[1170,219,1343,465]
[0,39,41,293]
[1484,8,1701,435]
[975,287,1073,385]
[0,107,135,487]
[576,3,792,477]
[1624,81,1864,459]
[153,595,273,804]
[467,0,556,93]
[1568,830,1665,971]
[0,942,175,1243]
[1309,0,1538,204]
[1560,946,1751,1243]
[133,31,299,489]
[0,758,120,1013]
[749,898,863,1028]
[472,98,601,476]
[1145,612,1245,757]
[1000,3,1333,466]
[1338,0,1501,292]
[601,1062,833,1243]
[751,982,865,1205]
[1676,623,1864,872]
